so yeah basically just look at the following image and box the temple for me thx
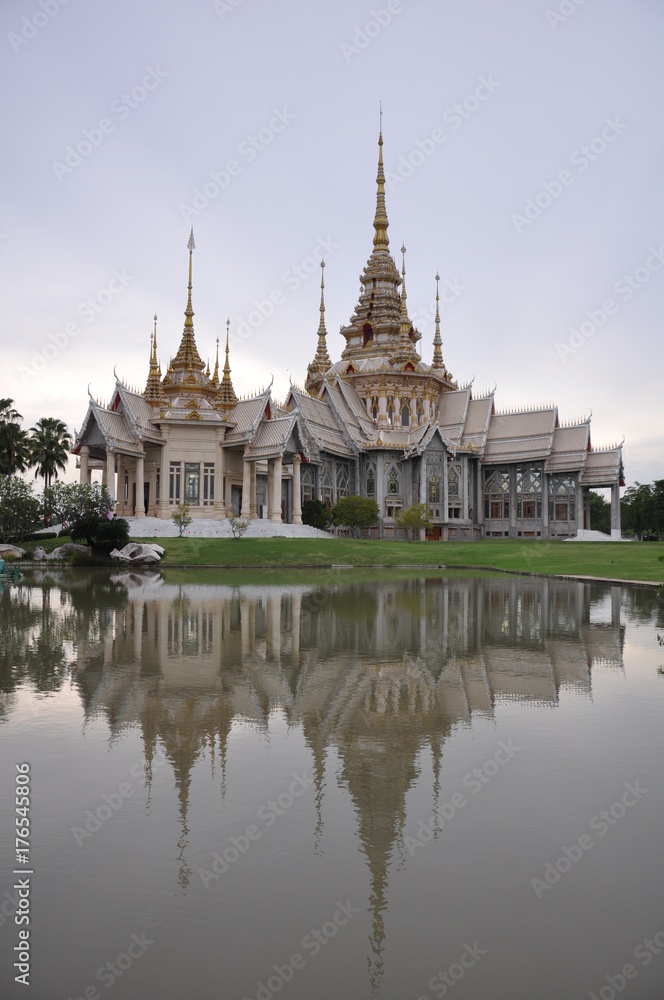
[72,131,624,539]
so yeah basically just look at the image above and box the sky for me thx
[1,0,662,488]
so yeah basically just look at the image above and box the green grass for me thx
[133,536,664,583]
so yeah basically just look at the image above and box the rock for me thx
[44,543,92,560]
[32,547,47,561]
[110,543,164,564]
[0,544,25,559]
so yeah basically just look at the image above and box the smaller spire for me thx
[143,314,168,405]
[216,318,238,408]
[431,273,444,371]
[305,259,332,394]
[373,121,390,251]
[211,336,220,385]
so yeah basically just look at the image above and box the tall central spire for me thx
[169,228,206,379]
[373,126,390,251]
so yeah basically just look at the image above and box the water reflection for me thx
[2,569,643,994]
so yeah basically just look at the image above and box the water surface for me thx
[1,569,663,1000]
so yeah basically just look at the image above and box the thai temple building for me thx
[72,131,624,539]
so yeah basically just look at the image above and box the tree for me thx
[0,399,31,476]
[46,482,114,531]
[0,475,42,542]
[588,491,611,535]
[71,515,129,553]
[395,502,432,541]
[29,417,72,490]
[302,500,333,531]
[229,517,249,538]
[332,496,379,537]
[171,502,193,536]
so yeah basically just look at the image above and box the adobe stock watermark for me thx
[405,739,521,855]
[65,931,155,1000]
[52,66,168,181]
[19,268,134,383]
[70,749,167,846]
[179,108,295,223]
[8,0,73,54]
[241,900,359,1000]
[198,770,313,887]
[212,0,245,19]
[589,928,664,1000]
[386,76,501,192]
[340,0,406,62]
[228,235,339,350]
[530,780,647,898]
[555,245,664,362]
[417,942,487,1000]
[511,117,627,234]
[546,0,593,32]
[411,277,467,334]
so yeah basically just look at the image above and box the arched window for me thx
[516,467,542,519]
[387,467,399,495]
[549,476,576,521]
[484,469,510,519]
[371,395,379,419]
[362,323,373,347]
[387,396,394,425]
[428,472,439,503]
[401,402,410,426]
[416,399,424,423]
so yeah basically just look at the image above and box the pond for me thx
[1,569,663,1000]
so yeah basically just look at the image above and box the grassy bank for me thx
[133,536,664,583]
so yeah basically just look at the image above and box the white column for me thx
[240,452,252,519]
[462,456,469,520]
[105,450,116,500]
[116,455,126,514]
[292,455,302,525]
[610,482,621,539]
[135,455,145,518]
[215,438,226,519]
[249,462,257,519]
[79,446,90,485]
[159,428,170,519]
[270,456,283,522]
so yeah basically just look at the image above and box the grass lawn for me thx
[129,536,664,583]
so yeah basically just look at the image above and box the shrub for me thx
[171,503,193,537]
[332,496,379,537]
[302,500,333,531]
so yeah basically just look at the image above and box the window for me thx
[385,502,402,519]
[336,463,350,498]
[549,476,576,521]
[321,461,334,507]
[387,396,394,425]
[448,463,462,519]
[401,402,410,427]
[362,323,373,347]
[428,472,440,503]
[184,463,200,505]
[203,463,215,505]
[516,467,542,519]
[366,463,376,496]
[169,462,181,504]
[301,464,315,502]
[484,468,510,519]
[416,399,424,423]
[387,466,399,495]
[370,395,379,419]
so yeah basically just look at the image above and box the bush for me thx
[302,500,333,531]
[95,518,130,552]
[332,496,379,537]
[171,503,193,536]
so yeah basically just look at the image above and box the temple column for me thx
[116,455,125,514]
[610,482,621,540]
[419,453,427,541]
[583,487,591,531]
[267,461,275,518]
[249,462,257,519]
[270,457,283,522]
[542,473,549,536]
[79,445,90,485]
[159,428,170,519]
[135,455,145,518]
[240,450,252,519]
[292,455,302,524]
[214,437,226,519]
[443,454,449,537]
[462,456,469,520]
[105,450,116,501]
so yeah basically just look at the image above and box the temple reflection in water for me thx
[0,571,627,993]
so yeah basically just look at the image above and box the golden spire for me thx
[431,273,451,382]
[399,245,409,334]
[390,245,417,365]
[168,228,206,381]
[211,336,220,386]
[373,114,389,251]
[144,314,168,404]
[216,318,238,408]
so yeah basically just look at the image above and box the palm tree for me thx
[29,418,73,489]
[0,398,31,475]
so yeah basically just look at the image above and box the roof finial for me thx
[211,335,220,385]
[432,272,444,372]
[216,317,238,408]
[373,114,389,250]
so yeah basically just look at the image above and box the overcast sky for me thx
[1,0,662,487]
